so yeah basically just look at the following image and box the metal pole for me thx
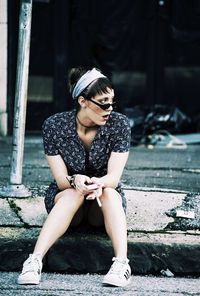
[0,0,32,197]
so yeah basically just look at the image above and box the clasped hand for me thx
[74,175,104,200]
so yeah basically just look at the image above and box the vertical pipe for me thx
[10,0,32,185]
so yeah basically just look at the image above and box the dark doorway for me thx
[8,0,200,133]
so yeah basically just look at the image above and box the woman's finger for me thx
[86,193,96,200]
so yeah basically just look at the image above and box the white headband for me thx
[72,68,106,99]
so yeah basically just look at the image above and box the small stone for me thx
[160,268,174,277]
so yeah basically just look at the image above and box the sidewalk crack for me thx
[7,198,30,228]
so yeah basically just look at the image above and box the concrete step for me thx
[0,227,199,276]
[0,189,199,275]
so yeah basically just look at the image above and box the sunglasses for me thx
[88,98,116,110]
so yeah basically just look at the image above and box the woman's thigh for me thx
[52,188,123,228]
[87,188,123,227]
[55,189,104,228]
[54,188,85,227]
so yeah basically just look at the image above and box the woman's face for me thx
[85,88,115,125]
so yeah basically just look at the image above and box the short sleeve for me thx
[42,118,59,156]
[111,115,131,152]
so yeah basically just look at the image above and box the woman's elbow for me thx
[110,178,120,189]
[56,179,68,191]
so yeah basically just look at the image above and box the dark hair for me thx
[68,66,113,100]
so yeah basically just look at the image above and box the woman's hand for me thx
[85,177,104,207]
[74,175,104,206]
[74,174,92,194]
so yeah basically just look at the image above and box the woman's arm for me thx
[46,155,70,190]
[46,155,93,192]
[92,151,129,188]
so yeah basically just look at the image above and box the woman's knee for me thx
[102,188,122,204]
[55,189,84,208]
[54,190,85,226]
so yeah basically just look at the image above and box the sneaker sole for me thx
[18,278,40,285]
[103,277,131,287]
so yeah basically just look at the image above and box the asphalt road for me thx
[0,272,199,296]
[1,137,200,192]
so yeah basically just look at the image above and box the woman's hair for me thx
[68,66,113,100]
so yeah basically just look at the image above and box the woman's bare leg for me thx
[100,188,128,258]
[33,189,84,258]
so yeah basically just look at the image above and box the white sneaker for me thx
[18,254,43,285]
[103,257,131,287]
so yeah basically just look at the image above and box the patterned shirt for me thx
[42,110,131,177]
[42,109,131,213]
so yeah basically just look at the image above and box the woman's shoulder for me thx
[42,110,75,129]
[109,111,130,127]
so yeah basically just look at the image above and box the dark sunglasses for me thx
[88,98,116,110]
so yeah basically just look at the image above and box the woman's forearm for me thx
[96,174,120,189]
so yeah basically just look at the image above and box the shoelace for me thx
[22,255,41,274]
[108,257,129,275]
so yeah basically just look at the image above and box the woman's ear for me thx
[78,96,87,108]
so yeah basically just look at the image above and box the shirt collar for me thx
[97,113,116,136]
[65,109,115,138]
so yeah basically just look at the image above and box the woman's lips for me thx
[102,114,110,121]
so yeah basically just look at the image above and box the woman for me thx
[18,67,132,287]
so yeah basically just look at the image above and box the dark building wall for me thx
[8,0,200,132]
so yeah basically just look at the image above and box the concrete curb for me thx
[0,189,200,275]
[0,227,199,276]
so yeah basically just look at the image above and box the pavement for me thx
[0,135,200,277]
[0,272,200,296]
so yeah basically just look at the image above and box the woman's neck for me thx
[76,112,97,146]
[76,116,96,129]
[76,112,97,132]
